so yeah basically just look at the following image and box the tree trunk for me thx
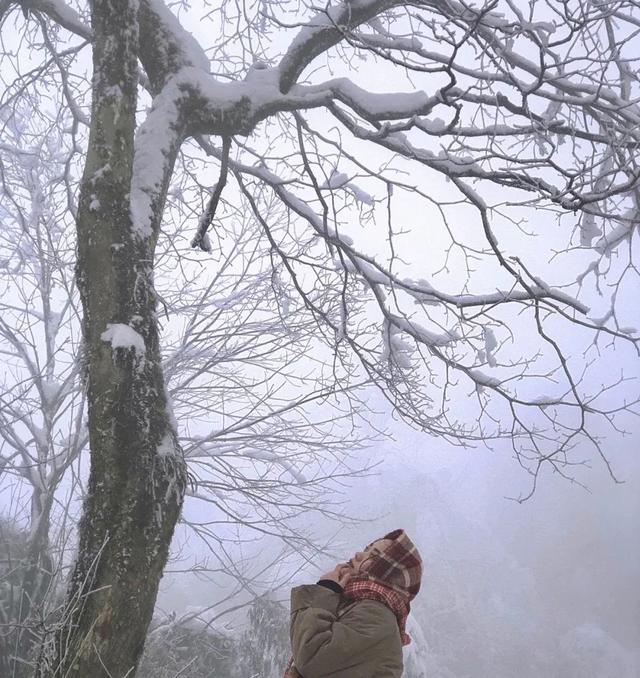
[36,1,186,676]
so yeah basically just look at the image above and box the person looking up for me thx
[284,529,423,678]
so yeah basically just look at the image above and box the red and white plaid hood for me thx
[343,528,423,645]
[351,528,423,600]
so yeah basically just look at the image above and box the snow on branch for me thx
[216,150,590,319]
[131,76,185,239]
[19,0,92,40]
[278,0,405,92]
[145,0,209,72]
[593,208,639,256]
[295,77,440,121]
[323,168,374,206]
[389,313,459,348]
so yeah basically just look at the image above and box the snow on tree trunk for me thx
[35,1,186,676]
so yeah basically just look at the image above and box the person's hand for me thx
[319,563,353,588]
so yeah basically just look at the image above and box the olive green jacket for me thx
[290,584,404,678]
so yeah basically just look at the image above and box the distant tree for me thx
[137,613,235,678]
[0,518,63,678]
[558,623,638,678]
[0,0,638,675]
[0,114,84,677]
[0,519,31,677]
[237,595,290,678]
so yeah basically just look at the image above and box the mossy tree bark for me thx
[36,1,186,676]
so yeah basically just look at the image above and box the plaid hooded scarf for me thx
[284,529,422,678]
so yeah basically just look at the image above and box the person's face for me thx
[348,538,393,574]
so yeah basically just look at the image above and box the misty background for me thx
[153,386,640,677]
[1,1,640,676]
